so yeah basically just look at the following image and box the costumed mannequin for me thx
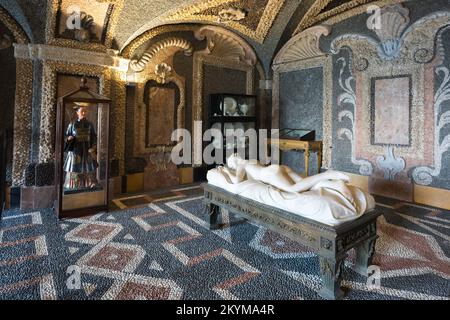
[221,154,350,193]
[63,102,98,191]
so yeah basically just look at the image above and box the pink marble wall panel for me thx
[147,87,175,147]
[373,77,410,146]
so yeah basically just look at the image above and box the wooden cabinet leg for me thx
[354,237,377,276]
[318,256,345,300]
[317,150,323,174]
[304,148,310,177]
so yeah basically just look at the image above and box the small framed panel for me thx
[371,75,412,146]
[144,81,179,148]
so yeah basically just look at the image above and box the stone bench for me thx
[202,183,383,300]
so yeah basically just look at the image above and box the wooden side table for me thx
[269,139,323,176]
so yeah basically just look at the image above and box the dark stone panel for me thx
[110,159,119,177]
[203,65,247,125]
[31,60,43,162]
[9,186,20,208]
[24,163,36,187]
[193,166,208,182]
[35,163,54,187]
[33,185,55,209]
[20,186,34,210]
[279,67,323,175]
[125,84,136,173]
[174,49,193,133]
[126,157,147,174]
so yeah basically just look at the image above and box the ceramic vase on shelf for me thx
[240,103,249,116]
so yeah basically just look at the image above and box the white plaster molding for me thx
[14,43,130,70]
[331,6,450,64]
[129,37,193,72]
[273,25,330,66]
[336,57,373,176]
[413,66,450,185]
[259,79,272,90]
[377,146,406,180]
[194,25,257,66]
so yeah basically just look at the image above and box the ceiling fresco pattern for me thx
[162,0,285,44]
[3,0,415,70]
[292,0,406,34]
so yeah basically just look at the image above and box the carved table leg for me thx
[354,237,377,276]
[318,256,345,300]
[317,148,323,174]
[208,203,221,230]
[304,148,310,177]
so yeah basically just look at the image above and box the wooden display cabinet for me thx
[54,77,111,218]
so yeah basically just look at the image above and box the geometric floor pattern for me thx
[1,186,449,300]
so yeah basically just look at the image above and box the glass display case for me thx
[54,77,111,218]
[279,128,316,141]
[208,94,258,164]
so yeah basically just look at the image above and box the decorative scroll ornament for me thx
[373,4,410,60]
[154,63,172,84]
[218,7,247,23]
[336,57,373,176]
[129,37,193,72]
[377,146,406,180]
[273,25,330,65]
[75,12,96,42]
[412,66,450,185]
[331,5,450,64]
[194,25,257,66]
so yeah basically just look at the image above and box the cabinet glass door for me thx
[62,102,109,211]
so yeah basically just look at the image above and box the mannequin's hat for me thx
[73,102,93,109]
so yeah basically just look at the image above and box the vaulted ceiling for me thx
[1,0,393,70]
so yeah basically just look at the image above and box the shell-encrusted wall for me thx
[110,69,126,175]
[121,25,196,59]
[12,59,33,186]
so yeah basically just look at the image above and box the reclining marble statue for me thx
[206,154,375,226]
[204,154,381,299]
